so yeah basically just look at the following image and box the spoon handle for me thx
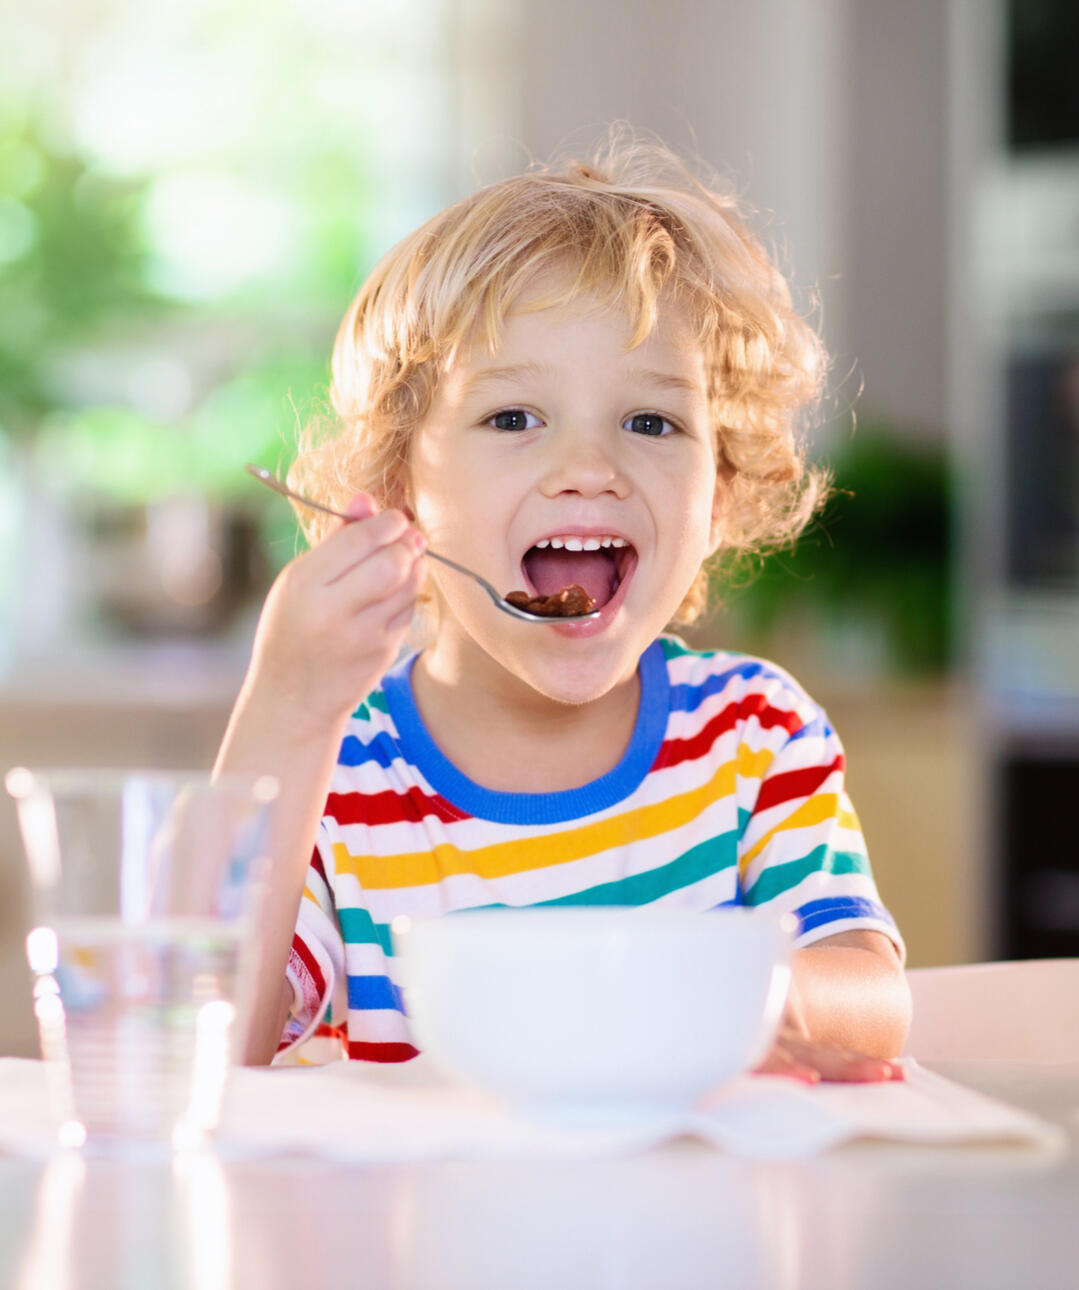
[246,465,505,601]
[245,462,600,624]
[423,548,497,593]
[244,463,352,523]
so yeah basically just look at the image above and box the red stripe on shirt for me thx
[754,754,845,814]
[655,696,805,771]
[348,1041,420,1063]
[327,786,465,828]
[276,1021,346,1056]
[292,930,326,1000]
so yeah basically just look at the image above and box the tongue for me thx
[524,548,619,608]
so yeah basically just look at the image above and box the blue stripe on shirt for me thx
[339,731,401,770]
[667,660,835,750]
[796,895,892,937]
[347,974,404,1012]
[786,712,833,743]
[667,660,773,714]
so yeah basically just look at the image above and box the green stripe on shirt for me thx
[744,845,870,905]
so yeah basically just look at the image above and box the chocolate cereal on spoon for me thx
[510,531,632,620]
[505,585,595,618]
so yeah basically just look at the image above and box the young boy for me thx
[216,140,911,1080]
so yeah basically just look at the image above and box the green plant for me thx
[0,113,163,437]
[0,111,336,542]
[716,423,954,674]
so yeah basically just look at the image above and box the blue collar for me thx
[381,638,670,824]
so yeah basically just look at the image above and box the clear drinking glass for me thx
[5,768,278,1154]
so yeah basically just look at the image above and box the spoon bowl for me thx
[244,464,602,624]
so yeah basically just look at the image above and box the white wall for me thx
[453,0,951,441]
[846,0,950,437]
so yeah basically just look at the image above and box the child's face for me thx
[405,283,721,704]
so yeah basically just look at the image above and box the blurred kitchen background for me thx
[2,0,1078,1054]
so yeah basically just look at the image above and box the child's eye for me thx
[623,412,676,437]
[489,408,541,432]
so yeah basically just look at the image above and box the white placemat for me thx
[0,1056,1066,1161]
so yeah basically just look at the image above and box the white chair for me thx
[902,959,1079,1062]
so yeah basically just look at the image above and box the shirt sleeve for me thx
[737,681,905,963]
[272,823,349,1065]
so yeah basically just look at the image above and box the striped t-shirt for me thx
[278,635,903,1063]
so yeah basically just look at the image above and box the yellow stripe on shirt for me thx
[739,795,861,876]
[333,743,775,889]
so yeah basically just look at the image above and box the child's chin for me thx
[519,648,637,707]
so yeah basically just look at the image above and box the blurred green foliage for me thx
[718,425,954,674]
[0,107,363,523]
[30,357,328,505]
[0,113,159,433]
[0,1,448,641]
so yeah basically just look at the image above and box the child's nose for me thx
[538,430,632,500]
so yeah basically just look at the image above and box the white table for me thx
[1,1060,1076,1290]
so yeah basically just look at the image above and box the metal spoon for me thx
[244,464,601,624]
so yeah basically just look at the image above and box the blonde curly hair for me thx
[291,134,830,624]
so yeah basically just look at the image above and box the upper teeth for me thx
[534,536,628,550]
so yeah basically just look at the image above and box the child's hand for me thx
[246,493,426,736]
[753,969,905,1084]
[748,933,908,1083]
[754,1025,904,1084]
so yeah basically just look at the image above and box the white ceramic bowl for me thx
[394,907,793,1114]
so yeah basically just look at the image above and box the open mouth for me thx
[521,536,637,612]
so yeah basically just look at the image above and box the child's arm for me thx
[213,495,426,1065]
[755,929,912,1082]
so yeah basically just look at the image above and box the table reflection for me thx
[388,1153,807,1290]
[8,1086,1076,1290]
[15,1149,819,1290]
[16,1151,231,1290]
[17,1153,84,1290]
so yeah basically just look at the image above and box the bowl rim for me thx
[395,904,798,946]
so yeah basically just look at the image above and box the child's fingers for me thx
[753,1049,820,1084]
[384,598,418,634]
[338,557,422,667]
[756,1029,902,1084]
[785,1037,899,1084]
[332,529,426,605]
[360,545,424,619]
[342,492,377,521]
[319,510,414,585]
[380,571,424,634]
[815,1053,897,1083]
